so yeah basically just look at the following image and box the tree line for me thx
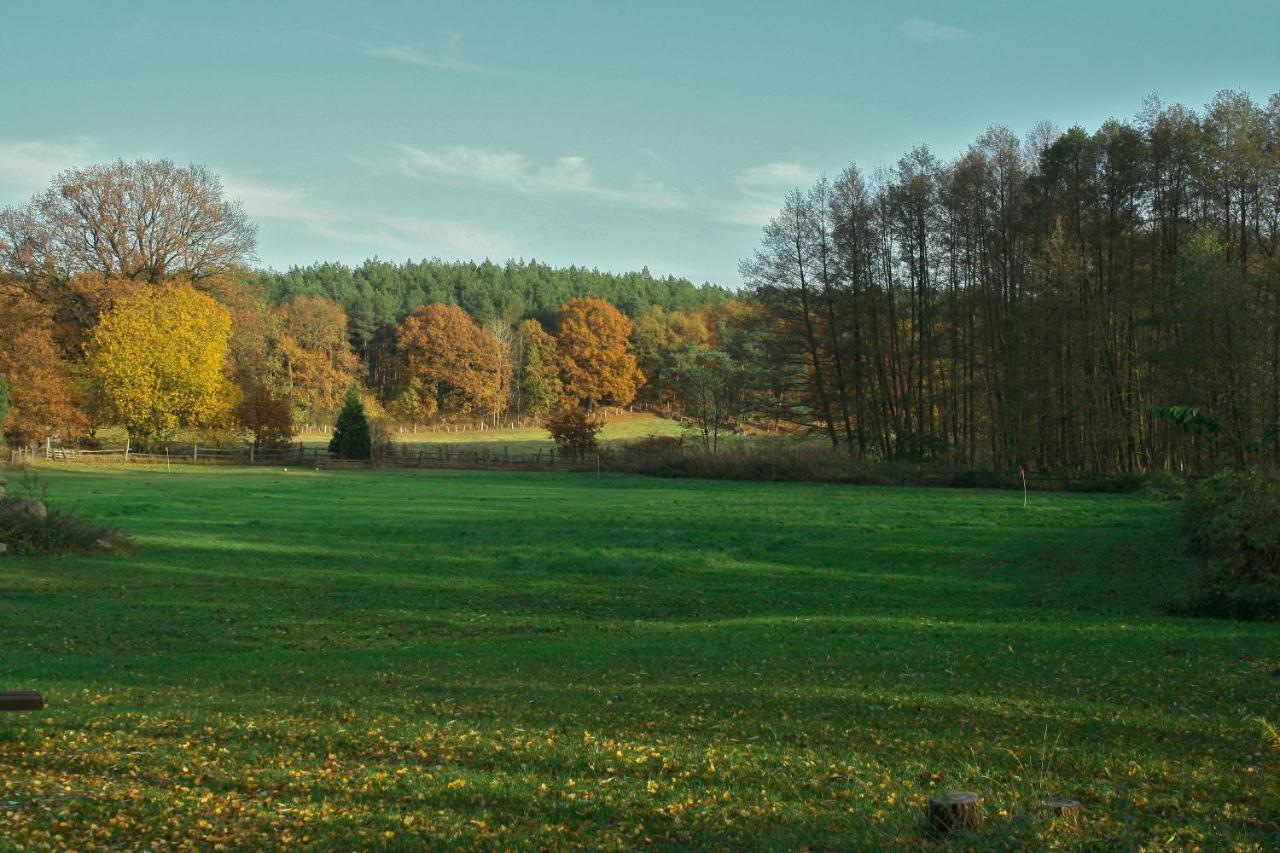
[0,161,711,447]
[742,90,1280,473]
[2,88,1277,473]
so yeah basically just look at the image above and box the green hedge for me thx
[1182,469,1280,620]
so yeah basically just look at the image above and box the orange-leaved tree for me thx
[86,283,236,444]
[0,293,87,445]
[394,303,508,420]
[274,296,360,423]
[556,297,643,409]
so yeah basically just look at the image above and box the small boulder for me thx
[22,500,48,520]
[0,542,8,555]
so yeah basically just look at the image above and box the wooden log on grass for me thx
[927,791,983,835]
[0,691,44,711]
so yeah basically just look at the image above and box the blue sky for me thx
[2,1,1277,287]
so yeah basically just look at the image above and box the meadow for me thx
[0,466,1276,848]
[297,411,690,456]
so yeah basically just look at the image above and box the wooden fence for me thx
[8,439,1155,493]
[18,441,598,473]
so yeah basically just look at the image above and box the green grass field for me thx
[1,466,1276,848]
[298,411,690,455]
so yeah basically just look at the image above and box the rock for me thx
[0,542,7,554]
[22,500,47,519]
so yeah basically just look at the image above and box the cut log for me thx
[1042,796,1083,827]
[0,691,44,711]
[927,791,983,834]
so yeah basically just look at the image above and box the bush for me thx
[0,473,129,556]
[946,468,1006,489]
[1181,469,1280,620]
[1141,469,1191,501]
[621,435,684,456]
[1062,472,1146,493]
[545,408,602,460]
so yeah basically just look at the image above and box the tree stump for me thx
[1042,796,1083,828]
[927,791,983,835]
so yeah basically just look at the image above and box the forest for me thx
[1,90,1278,475]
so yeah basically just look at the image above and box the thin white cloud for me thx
[900,17,971,43]
[725,162,819,226]
[394,145,688,210]
[383,145,820,229]
[381,215,515,257]
[226,178,514,259]
[0,138,95,197]
[358,30,484,72]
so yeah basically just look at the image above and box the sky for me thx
[1,1,1278,288]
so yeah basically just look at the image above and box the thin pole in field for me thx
[1020,466,1028,508]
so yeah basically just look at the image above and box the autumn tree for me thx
[630,307,709,408]
[0,160,256,284]
[86,283,236,444]
[515,318,563,417]
[274,296,360,424]
[236,383,295,449]
[556,297,643,409]
[0,294,86,445]
[394,303,508,420]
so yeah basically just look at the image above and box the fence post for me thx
[249,444,254,464]
[125,438,131,462]
[193,443,198,463]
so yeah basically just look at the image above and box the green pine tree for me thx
[328,385,372,460]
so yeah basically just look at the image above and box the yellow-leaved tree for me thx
[86,283,236,444]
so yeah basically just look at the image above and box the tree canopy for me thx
[86,283,236,443]
[556,297,643,409]
[0,159,256,283]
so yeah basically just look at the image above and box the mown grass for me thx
[0,466,1276,848]
[297,411,691,455]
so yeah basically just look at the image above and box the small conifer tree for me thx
[328,385,372,459]
[0,372,10,440]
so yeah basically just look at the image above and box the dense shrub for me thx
[946,468,1006,490]
[1181,469,1280,620]
[1141,469,1192,501]
[621,435,684,456]
[0,474,128,555]
[1062,472,1147,494]
[545,408,602,460]
[606,445,1171,493]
